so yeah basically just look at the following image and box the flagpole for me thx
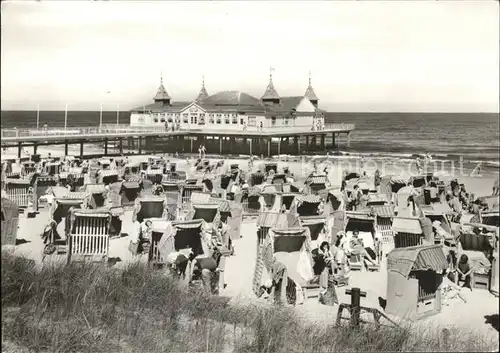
[116,103,120,126]
[99,103,103,128]
[36,104,40,129]
[64,104,68,130]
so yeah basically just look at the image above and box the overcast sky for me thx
[1,0,498,112]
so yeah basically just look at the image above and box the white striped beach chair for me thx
[4,179,33,210]
[67,208,111,264]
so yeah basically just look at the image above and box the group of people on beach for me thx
[198,145,207,160]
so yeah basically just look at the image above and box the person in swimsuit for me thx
[457,254,473,290]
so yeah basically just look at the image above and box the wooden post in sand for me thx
[79,141,84,158]
[249,138,252,156]
[346,287,366,328]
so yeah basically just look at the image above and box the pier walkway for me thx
[1,123,355,158]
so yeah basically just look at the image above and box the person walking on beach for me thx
[350,185,362,211]
[415,156,422,174]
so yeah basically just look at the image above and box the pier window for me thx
[191,114,198,125]
[232,114,238,124]
[199,113,205,124]
[154,116,159,123]
[271,116,276,126]
[240,118,244,125]
[209,114,215,124]
[248,116,256,126]
[284,117,289,126]
[160,117,165,123]
[216,114,222,124]
[183,113,189,123]
[224,114,230,124]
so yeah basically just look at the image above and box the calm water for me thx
[1,110,498,166]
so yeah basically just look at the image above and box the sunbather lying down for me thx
[349,238,378,267]
[441,274,467,305]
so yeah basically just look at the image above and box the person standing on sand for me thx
[415,156,422,174]
[492,178,499,196]
[201,145,206,159]
[198,145,202,160]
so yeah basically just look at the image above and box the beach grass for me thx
[1,252,497,353]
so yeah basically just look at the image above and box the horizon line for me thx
[1,109,498,115]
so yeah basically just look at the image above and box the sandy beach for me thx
[4,152,499,345]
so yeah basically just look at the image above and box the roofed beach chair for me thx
[1,197,19,246]
[132,195,169,223]
[67,208,111,264]
[101,169,119,185]
[180,183,204,210]
[241,186,261,220]
[32,175,57,212]
[144,168,164,184]
[345,211,380,271]
[4,178,34,212]
[122,162,141,180]
[84,184,108,209]
[21,161,37,176]
[120,178,142,207]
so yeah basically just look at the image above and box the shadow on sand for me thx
[108,257,122,267]
[15,239,31,246]
[378,296,387,310]
[484,314,499,332]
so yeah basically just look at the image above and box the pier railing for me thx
[1,123,355,139]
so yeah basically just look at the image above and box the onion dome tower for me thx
[195,75,209,102]
[153,72,171,106]
[261,67,280,105]
[304,70,319,108]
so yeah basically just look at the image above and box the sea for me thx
[1,110,499,173]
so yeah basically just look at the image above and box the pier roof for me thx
[203,91,262,106]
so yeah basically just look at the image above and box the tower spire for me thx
[196,74,209,102]
[261,66,280,103]
[154,72,171,105]
[304,70,319,108]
